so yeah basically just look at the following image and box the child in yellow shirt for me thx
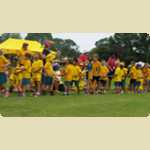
[135,64,144,93]
[92,54,101,94]
[63,58,74,95]
[120,62,128,93]
[0,50,10,96]
[31,53,43,96]
[43,60,55,95]
[146,65,150,92]
[142,64,150,92]
[21,53,32,96]
[14,59,24,96]
[85,59,93,94]
[99,60,109,94]
[129,62,137,93]
[72,59,82,94]
[113,62,124,94]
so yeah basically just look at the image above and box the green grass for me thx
[0,93,150,117]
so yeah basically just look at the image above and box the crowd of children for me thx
[0,43,150,97]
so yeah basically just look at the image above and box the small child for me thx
[72,59,82,94]
[136,64,144,93]
[63,58,74,95]
[31,53,43,96]
[85,59,93,94]
[43,59,55,95]
[0,50,10,97]
[14,59,24,96]
[120,62,128,93]
[99,60,109,94]
[21,53,32,96]
[129,62,137,93]
[113,62,124,94]
[92,54,101,94]
[53,63,61,94]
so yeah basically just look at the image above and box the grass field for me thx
[0,93,150,117]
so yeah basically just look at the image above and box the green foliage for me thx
[0,33,22,42]
[53,38,81,58]
[25,33,80,58]
[91,33,150,64]
[25,33,53,43]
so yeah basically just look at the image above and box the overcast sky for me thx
[21,33,114,52]
[52,33,114,52]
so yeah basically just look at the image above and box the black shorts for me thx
[100,80,107,87]
[93,76,100,82]
[71,80,79,87]
[108,70,114,79]
[64,81,72,87]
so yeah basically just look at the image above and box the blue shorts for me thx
[0,72,7,85]
[130,79,137,87]
[43,76,53,85]
[121,80,126,88]
[42,74,45,83]
[93,76,100,82]
[136,81,141,87]
[22,78,30,86]
[114,81,122,87]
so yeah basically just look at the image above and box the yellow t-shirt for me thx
[114,67,124,82]
[22,59,31,79]
[32,59,43,74]
[46,51,57,62]
[72,65,82,81]
[44,61,54,77]
[147,68,150,80]
[99,65,109,80]
[122,67,128,79]
[136,69,143,82]
[64,64,74,81]
[92,60,101,77]
[0,55,9,72]
[130,66,137,79]
[17,50,31,57]
[14,65,23,84]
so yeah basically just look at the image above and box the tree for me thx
[90,33,150,64]
[0,33,22,42]
[25,33,53,43]
[53,38,81,58]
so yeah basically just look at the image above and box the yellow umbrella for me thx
[0,38,44,54]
